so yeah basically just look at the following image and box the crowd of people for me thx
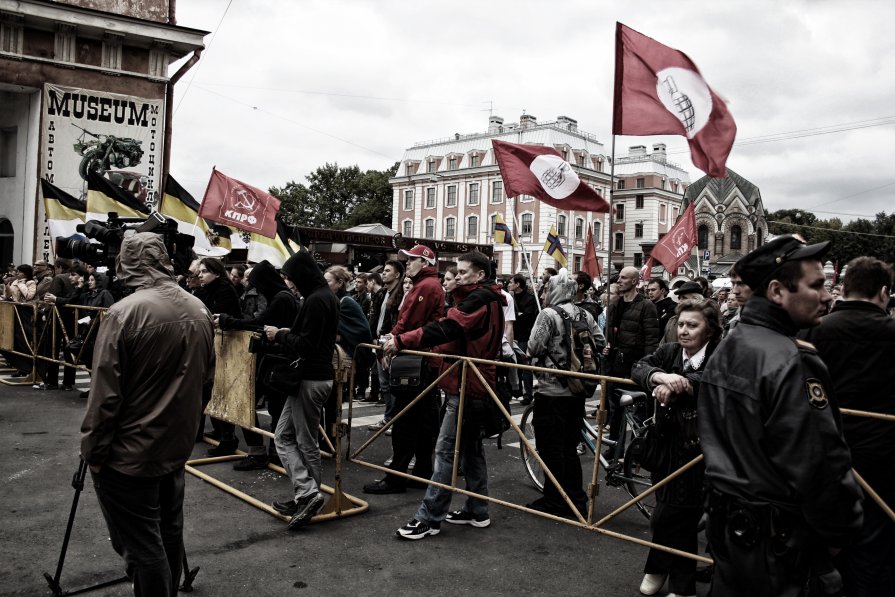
[3,236,894,597]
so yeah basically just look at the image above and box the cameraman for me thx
[263,251,339,530]
[81,232,215,596]
[214,260,299,470]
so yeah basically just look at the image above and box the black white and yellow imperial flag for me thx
[247,218,301,267]
[86,169,150,222]
[159,176,231,257]
[41,179,85,241]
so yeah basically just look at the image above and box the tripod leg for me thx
[43,458,88,595]
[179,547,199,592]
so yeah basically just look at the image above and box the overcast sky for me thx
[169,0,895,224]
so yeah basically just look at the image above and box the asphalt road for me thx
[0,377,709,596]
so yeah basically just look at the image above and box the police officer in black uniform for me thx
[698,235,863,597]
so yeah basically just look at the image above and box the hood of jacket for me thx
[281,250,326,298]
[92,272,109,290]
[248,259,289,301]
[545,268,576,306]
[410,265,439,283]
[115,232,176,290]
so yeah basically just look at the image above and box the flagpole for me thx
[511,207,541,312]
[609,134,617,281]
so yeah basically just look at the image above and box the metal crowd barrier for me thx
[346,342,895,564]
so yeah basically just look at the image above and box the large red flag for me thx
[650,202,697,274]
[583,227,599,278]
[613,22,736,178]
[492,139,610,213]
[199,169,281,238]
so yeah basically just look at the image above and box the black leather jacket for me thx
[605,293,660,377]
[698,297,863,548]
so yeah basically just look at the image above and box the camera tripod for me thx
[42,457,200,595]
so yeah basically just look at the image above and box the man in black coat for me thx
[699,236,863,597]
[647,277,676,334]
[802,256,895,597]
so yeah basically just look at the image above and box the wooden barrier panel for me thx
[205,330,256,429]
[0,302,15,351]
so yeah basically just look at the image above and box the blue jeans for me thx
[275,379,332,500]
[415,394,488,525]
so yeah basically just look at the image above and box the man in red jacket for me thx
[364,245,444,494]
[385,251,506,539]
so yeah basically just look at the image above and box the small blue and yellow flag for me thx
[493,213,518,247]
[543,224,568,268]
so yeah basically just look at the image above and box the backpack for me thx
[548,306,600,397]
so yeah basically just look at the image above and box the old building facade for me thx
[682,169,769,276]
[0,0,206,264]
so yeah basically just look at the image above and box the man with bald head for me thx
[603,266,660,453]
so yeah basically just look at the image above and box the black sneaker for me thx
[288,493,325,530]
[445,510,491,528]
[207,439,238,457]
[272,499,298,516]
[233,456,269,471]
[396,518,440,540]
[363,479,405,494]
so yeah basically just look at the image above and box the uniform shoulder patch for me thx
[418,296,424,302]
[806,378,828,410]
[795,338,816,350]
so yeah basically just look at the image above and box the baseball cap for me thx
[674,281,703,297]
[398,245,437,265]
[736,235,831,290]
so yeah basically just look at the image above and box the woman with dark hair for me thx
[215,260,299,470]
[322,265,372,446]
[442,265,458,309]
[3,264,37,303]
[196,257,242,455]
[631,300,722,597]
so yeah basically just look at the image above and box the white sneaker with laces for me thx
[396,518,440,540]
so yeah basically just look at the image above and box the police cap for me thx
[736,235,831,289]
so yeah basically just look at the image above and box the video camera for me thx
[55,212,195,276]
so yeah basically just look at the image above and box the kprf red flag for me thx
[583,227,600,278]
[650,202,697,274]
[199,168,281,238]
[613,22,737,178]
[492,139,610,213]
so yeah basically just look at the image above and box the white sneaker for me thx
[667,594,695,597]
[639,573,666,595]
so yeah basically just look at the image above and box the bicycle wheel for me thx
[519,405,544,491]
[622,443,655,520]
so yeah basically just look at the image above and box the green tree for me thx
[270,162,398,230]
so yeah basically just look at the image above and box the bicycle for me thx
[519,388,656,520]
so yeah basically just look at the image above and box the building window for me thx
[614,232,624,252]
[424,218,435,239]
[468,183,479,205]
[405,162,415,176]
[615,204,624,222]
[403,189,414,210]
[636,177,645,189]
[403,220,413,237]
[575,153,585,167]
[446,185,457,207]
[698,224,709,251]
[521,213,533,235]
[520,193,534,202]
[659,204,667,223]
[595,159,603,172]
[757,227,763,246]
[470,153,480,168]
[634,223,643,238]
[0,127,17,177]
[489,214,498,239]
[425,187,436,209]
[635,195,644,209]
[561,148,568,161]
[617,179,625,190]
[593,221,602,247]
[557,215,567,237]
[731,224,742,250]
[445,217,456,239]
[671,181,678,193]
[671,206,679,222]
[634,253,643,268]
[491,180,503,203]
[467,215,478,238]
[574,256,582,271]
[426,160,436,173]
[448,157,458,170]
[575,218,584,239]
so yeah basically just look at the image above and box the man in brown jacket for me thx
[81,232,215,597]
